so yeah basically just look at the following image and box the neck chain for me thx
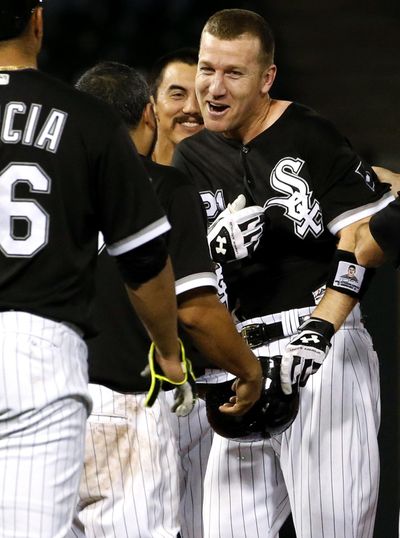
[0,65,35,71]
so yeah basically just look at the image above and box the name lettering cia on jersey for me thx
[265,157,323,239]
[1,102,67,153]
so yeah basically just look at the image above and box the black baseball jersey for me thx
[173,102,393,318]
[88,157,217,393]
[0,69,168,335]
[369,195,400,267]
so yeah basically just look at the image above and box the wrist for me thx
[238,356,263,382]
[300,317,335,341]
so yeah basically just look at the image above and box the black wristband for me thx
[326,249,374,299]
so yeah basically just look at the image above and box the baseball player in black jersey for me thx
[172,9,395,538]
[68,61,262,538]
[0,2,192,537]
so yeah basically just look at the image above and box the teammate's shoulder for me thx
[289,102,339,128]
[141,156,195,189]
[176,128,222,154]
[286,102,345,142]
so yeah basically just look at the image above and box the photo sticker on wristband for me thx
[333,261,365,294]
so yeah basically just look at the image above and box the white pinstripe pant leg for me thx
[0,312,90,538]
[72,386,180,538]
[264,318,380,538]
[165,392,213,538]
[203,433,289,538]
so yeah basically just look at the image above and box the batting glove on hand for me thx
[207,194,265,263]
[280,318,335,395]
[142,339,197,416]
[171,382,198,417]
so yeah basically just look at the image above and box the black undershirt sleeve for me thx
[115,235,169,289]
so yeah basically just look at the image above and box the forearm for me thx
[178,290,261,381]
[312,220,364,331]
[311,288,357,331]
[126,257,179,359]
[354,222,386,267]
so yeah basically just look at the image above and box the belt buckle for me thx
[240,324,265,349]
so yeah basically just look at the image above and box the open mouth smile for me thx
[207,101,230,116]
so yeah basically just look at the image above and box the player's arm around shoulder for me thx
[177,287,262,415]
[373,166,400,196]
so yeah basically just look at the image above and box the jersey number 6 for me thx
[0,163,50,257]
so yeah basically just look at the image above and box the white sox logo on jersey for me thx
[355,161,375,191]
[199,189,225,222]
[265,157,323,238]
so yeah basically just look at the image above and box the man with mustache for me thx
[151,48,204,165]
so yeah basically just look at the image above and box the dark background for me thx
[40,1,400,536]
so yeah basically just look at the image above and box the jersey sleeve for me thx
[303,114,394,235]
[95,123,170,255]
[165,174,217,296]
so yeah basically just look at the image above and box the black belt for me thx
[240,315,310,349]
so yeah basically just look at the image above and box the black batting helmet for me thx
[0,0,42,41]
[205,356,299,441]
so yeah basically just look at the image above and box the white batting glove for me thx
[280,318,335,395]
[207,194,265,263]
[170,382,198,417]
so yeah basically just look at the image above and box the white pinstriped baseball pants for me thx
[70,385,180,538]
[203,305,380,538]
[0,311,90,538]
[165,394,214,538]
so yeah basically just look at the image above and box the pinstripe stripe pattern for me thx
[204,434,287,538]
[71,385,180,538]
[0,311,90,538]
[203,305,380,538]
[165,394,213,538]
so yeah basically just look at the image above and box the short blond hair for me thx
[203,9,275,67]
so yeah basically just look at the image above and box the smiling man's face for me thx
[196,31,270,140]
[152,61,204,146]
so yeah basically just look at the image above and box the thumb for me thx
[228,194,246,213]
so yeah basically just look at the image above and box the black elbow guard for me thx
[326,249,375,299]
[115,236,168,289]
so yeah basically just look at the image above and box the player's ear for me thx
[150,95,159,121]
[260,64,277,95]
[31,6,44,45]
[143,102,156,132]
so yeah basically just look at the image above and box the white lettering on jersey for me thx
[23,104,42,146]
[265,157,323,238]
[35,109,68,153]
[1,102,26,143]
[200,189,225,221]
[0,162,50,257]
[0,102,67,153]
